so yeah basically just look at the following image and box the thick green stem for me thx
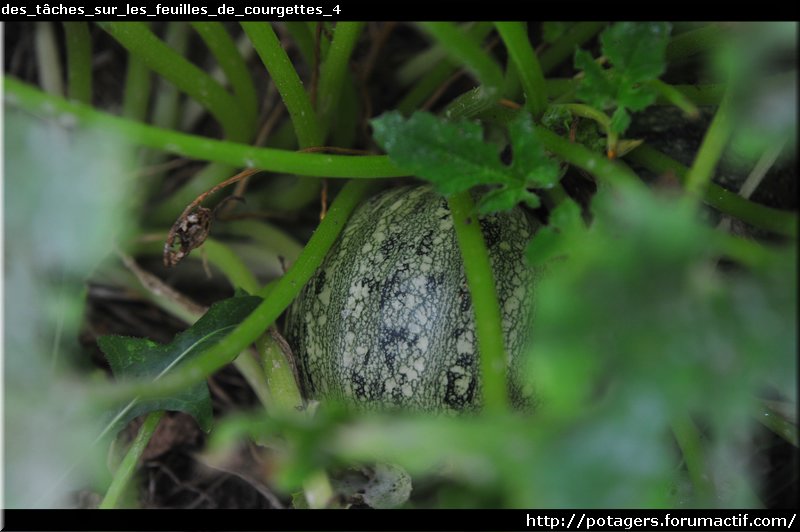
[256,332,304,415]
[99,411,164,509]
[93,180,379,405]
[5,78,405,179]
[534,125,642,188]
[495,22,547,116]
[418,22,504,99]
[62,22,92,104]
[448,192,509,414]
[685,91,734,200]
[242,22,323,148]
[100,22,250,143]
[316,22,365,137]
[191,22,259,128]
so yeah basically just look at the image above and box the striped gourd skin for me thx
[286,186,536,413]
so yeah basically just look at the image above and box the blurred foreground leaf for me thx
[4,107,140,507]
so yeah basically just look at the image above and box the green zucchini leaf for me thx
[98,294,262,434]
[371,110,559,214]
[575,22,671,134]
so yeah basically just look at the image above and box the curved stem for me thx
[63,22,92,104]
[396,23,494,115]
[202,238,260,294]
[554,103,618,155]
[5,78,405,179]
[418,22,504,98]
[99,411,164,509]
[121,54,151,121]
[685,91,734,200]
[100,22,250,143]
[648,79,700,118]
[448,192,509,414]
[191,22,258,129]
[671,413,715,502]
[92,180,380,406]
[242,22,323,148]
[666,23,726,62]
[534,125,642,188]
[283,22,316,65]
[495,22,547,116]
[539,21,607,75]
[316,22,365,137]
[626,144,797,237]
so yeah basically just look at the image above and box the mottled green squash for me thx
[286,185,536,413]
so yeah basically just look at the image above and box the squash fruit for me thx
[286,185,536,413]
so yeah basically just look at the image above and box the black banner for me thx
[2,508,798,531]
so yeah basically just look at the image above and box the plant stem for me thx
[316,22,365,137]
[648,79,700,118]
[396,23,494,115]
[418,22,504,99]
[202,238,260,294]
[283,22,316,65]
[670,413,715,502]
[242,22,323,148]
[754,399,798,447]
[256,332,304,414]
[191,22,259,128]
[626,144,797,237]
[62,22,92,104]
[99,411,164,509]
[495,22,547,117]
[397,23,492,84]
[93,180,380,406]
[533,125,642,188]
[553,103,618,155]
[100,22,251,142]
[34,22,64,96]
[666,23,726,62]
[447,192,509,414]
[5,78,406,178]
[224,220,304,262]
[121,54,151,120]
[539,22,607,75]
[684,91,734,200]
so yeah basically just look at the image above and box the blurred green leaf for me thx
[98,294,263,434]
[4,106,140,507]
[525,197,584,266]
[713,22,797,165]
